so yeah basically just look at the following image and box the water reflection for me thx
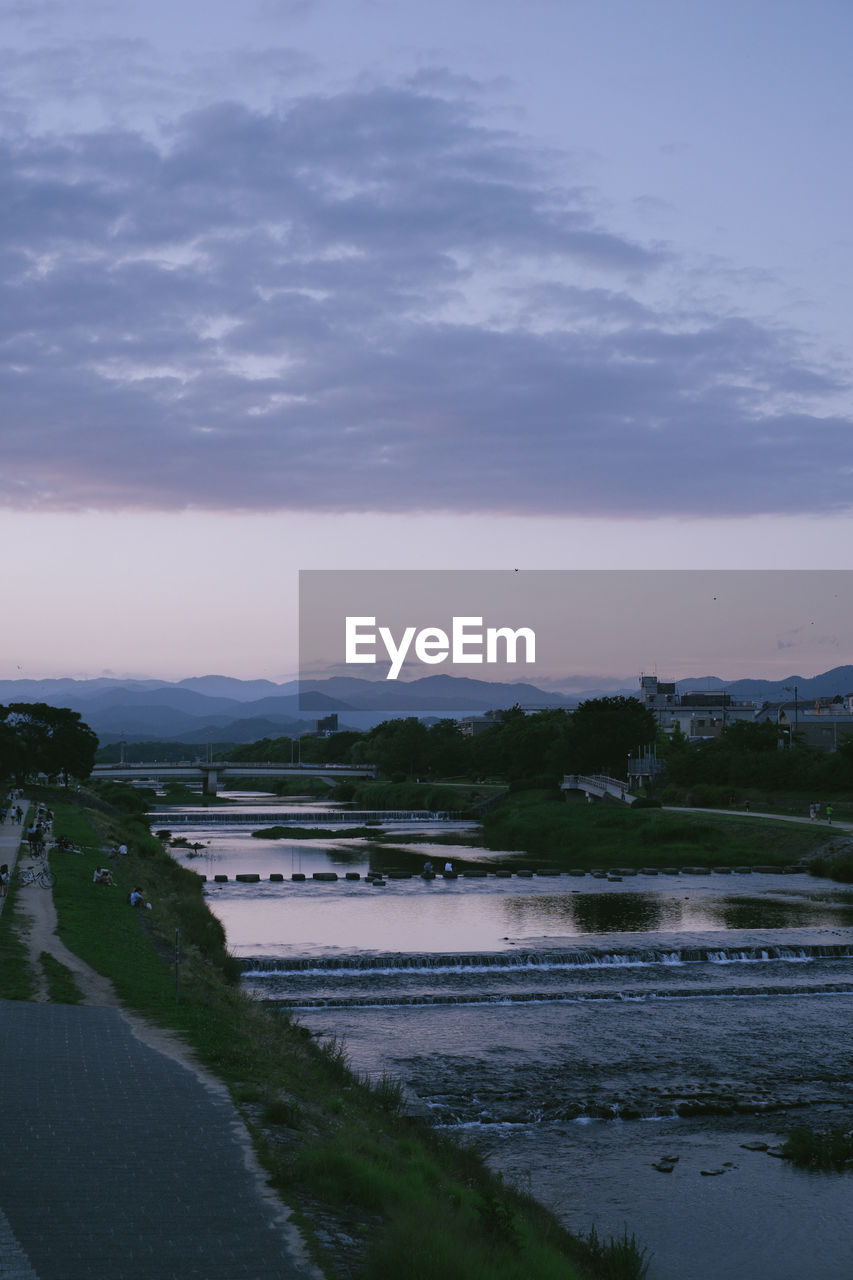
[570,892,682,934]
[706,896,814,930]
[162,813,853,958]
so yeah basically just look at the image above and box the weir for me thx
[151,809,464,824]
[252,981,853,1010]
[241,942,853,975]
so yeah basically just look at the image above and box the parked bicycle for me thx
[16,864,55,889]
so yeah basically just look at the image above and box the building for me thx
[638,675,757,740]
[759,700,853,752]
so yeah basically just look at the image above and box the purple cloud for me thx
[0,81,850,516]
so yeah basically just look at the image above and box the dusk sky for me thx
[3,1,853,683]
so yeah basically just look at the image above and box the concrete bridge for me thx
[91,762,377,796]
[561,773,637,805]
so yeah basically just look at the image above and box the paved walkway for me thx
[0,808,322,1280]
[663,804,853,831]
[0,1002,320,1279]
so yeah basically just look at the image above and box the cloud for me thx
[0,78,850,517]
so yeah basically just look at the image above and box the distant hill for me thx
[2,666,852,745]
[675,666,853,702]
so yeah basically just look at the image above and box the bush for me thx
[508,775,561,794]
[809,850,853,883]
[782,1126,853,1171]
[686,784,732,808]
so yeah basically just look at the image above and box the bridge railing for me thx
[561,773,635,804]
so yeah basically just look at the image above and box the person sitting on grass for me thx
[128,887,151,909]
[93,866,114,886]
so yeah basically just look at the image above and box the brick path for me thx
[0,1001,321,1279]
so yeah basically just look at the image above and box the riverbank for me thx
[0,785,649,1280]
[478,790,837,871]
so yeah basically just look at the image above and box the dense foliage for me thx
[0,702,98,785]
[662,719,853,795]
[213,697,658,787]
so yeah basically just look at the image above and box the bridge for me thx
[561,773,637,805]
[91,762,377,796]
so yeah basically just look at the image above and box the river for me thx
[157,792,853,1280]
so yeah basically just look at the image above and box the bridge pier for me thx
[199,765,220,797]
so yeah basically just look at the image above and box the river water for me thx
[159,794,853,1280]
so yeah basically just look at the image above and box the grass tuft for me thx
[39,950,85,1004]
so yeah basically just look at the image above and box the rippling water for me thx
[163,807,853,1280]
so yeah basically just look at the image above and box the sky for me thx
[2,0,853,684]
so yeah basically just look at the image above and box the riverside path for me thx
[0,811,323,1280]
[0,1002,323,1280]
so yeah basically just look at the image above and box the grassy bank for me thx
[479,790,831,871]
[0,875,39,1000]
[1,785,648,1280]
[348,780,491,812]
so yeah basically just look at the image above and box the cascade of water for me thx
[242,941,853,976]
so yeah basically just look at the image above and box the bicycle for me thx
[16,864,56,889]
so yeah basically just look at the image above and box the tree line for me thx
[216,697,659,784]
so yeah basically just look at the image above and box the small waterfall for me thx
[242,942,853,977]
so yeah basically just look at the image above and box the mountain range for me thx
[1,667,852,745]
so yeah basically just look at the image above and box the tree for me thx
[565,696,657,776]
[1,702,98,785]
[351,718,431,777]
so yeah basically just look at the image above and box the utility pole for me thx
[785,685,799,746]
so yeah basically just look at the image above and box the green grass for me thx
[351,780,487,812]
[15,786,649,1280]
[0,879,38,1000]
[479,791,830,871]
[39,950,85,1004]
[807,848,853,883]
